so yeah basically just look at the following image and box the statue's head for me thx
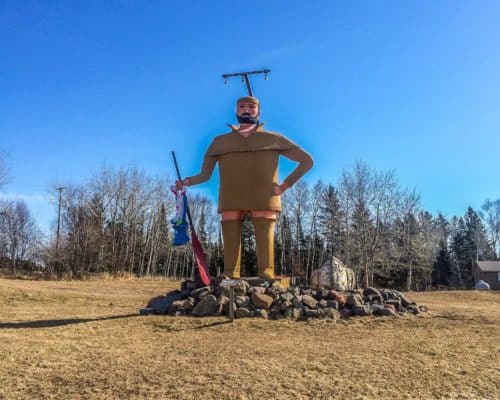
[236,96,260,125]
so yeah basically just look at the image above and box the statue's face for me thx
[237,101,259,118]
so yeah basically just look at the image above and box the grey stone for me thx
[302,294,318,309]
[235,295,250,308]
[374,307,397,317]
[292,295,303,308]
[251,292,274,309]
[385,299,401,309]
[265,287,279,300]
[192,294,221,317]
[235,307,251,319]
[396,291,411,307]
[284,308,294,318]
[254,309,268,319]
[215,285,230,298]
[250,286,266,294]
[370,303,384,313]
[407,304,420,315]
[314,288,329,300]
[149,293,182,314]
[324,307,341,320]
[281,292,294,302]
[352,304,373,316]
[305,308,319,318]
[164,289,181,298]
[234,280,251,296]
[318,299,328,309]
[327,290,340,300]
[180,289,193,299]
[169,297,196,315]
[326,300,339,309]
[190,287,211,299]
[292,307,304,319]
[302,288,312,296]
[363,287,382,298]
[347,294,364,307]
[280,300,293,311]
[269,304,281,319]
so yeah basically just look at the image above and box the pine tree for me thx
[450,208,493,288]
[318,184,343,259]
[241,214,257,276]
[432,240,453,286]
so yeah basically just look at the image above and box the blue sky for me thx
[1,1,499,232]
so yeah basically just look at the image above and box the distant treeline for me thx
[1,161,499,290]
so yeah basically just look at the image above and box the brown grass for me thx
[0,278,498,400]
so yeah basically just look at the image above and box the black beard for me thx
[236,114,259,125]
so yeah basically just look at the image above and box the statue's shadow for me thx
[0,314,233,331]
[0,313,140,329]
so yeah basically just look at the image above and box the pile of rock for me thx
[141,278,428,320]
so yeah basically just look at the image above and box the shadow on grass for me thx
[0,313,140,329]
[192,320,232,329]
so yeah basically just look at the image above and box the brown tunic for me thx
[187,124,313,212]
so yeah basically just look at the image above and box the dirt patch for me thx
[0,278,498,399]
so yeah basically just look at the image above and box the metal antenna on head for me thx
[222,68,271,97]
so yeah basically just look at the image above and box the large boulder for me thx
[235,307,251,319]
[302,294,319,309]
[168,297,196,315]
[251,292,274,309]
[235,295,250,308]
[352,304,372,316]
[311,256,356,290]
[148,292,182,314]
[192,294,222,317]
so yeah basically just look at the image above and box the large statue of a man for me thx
[177,96,313,279]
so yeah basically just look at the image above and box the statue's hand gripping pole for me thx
[171,151,211,287]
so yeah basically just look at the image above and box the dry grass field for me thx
[0,277,498,400]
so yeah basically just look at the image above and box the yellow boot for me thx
[221,219,242,278]
[253,217,276,279]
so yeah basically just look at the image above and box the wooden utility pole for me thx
[55,186,65,258]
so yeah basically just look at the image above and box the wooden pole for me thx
[229,286,235,322]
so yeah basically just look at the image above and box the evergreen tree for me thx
[241,214,257,276]
[432,240,453,286]
[318,184,343,259]
[450,208,493,287]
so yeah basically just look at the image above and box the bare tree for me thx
[0,200,43,273]
[397,189,422,291]
[340,161,400,287]
[481,198,500,258]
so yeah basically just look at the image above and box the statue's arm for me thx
[184,154,217,186]
[280,147,314,188]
